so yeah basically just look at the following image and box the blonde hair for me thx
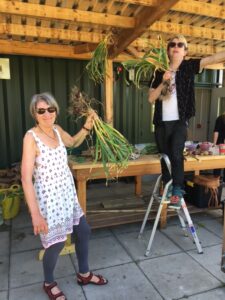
[167,35,188,50]
[30,92,59,119]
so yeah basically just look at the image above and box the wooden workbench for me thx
[45,154,224,259]
[69,154,225,229]
[69,154,225,216]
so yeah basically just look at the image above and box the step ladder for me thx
[138,154,203,256]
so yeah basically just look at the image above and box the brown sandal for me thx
[43,281,67,300]
[77,272,108,286]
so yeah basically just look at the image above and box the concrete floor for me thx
[1,178,225,300]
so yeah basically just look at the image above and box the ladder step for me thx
[168,204,181,210]
[153,193,161,202]
[153,193,170,204]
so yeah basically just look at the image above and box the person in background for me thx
[213,113,225,182]
[21,93,107,300]
[148,34,225,207]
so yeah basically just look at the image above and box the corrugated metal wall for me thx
[0,56,154,168]
[0,55,218,168]
[113,69,154,144]
[0,55,103,168]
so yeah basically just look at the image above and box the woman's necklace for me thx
[38,125,57,141]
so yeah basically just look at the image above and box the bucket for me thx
[219,144,225,155]
[0,184,21,220]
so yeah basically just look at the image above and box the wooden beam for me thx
[116,0,158,5]
[0,39,131,61]
[0,23,107,44]
[0,0,134,28]
[117,0,225,20]
[126,46,142,58]
[132,38,225,56]
[74,43,97,54]
[1,38,224,62]
[104,59,113,124]
[108,0,180,59]
[173,0,225,20]
[0,39,92,60]
[150,21,225,41]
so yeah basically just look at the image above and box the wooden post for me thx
[104,59,113,125]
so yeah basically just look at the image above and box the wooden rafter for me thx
[116,0,158,5]
[0,39,92,60]
[133,38,225,56]
[0,0,135,28]
[73,43,97,54]
[0,39,130,61]
[171,0,225,20]
[108,0,180,59]
[0,23,108,44]
[118,0,225,20]
[1,37,223,62]
[150,21,225,41]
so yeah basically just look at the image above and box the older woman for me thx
[21,93,107,300]
[149,34,225,207]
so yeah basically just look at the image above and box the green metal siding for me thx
[0,56,218,168]
[113,69,154,144]
[0,55,102,168]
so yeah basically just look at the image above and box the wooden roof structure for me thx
[0,0,225,65]
[0,0,225,123]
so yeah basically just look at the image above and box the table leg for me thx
[160,203,168,229]
[135,175,142,196]
[77,180,87,213]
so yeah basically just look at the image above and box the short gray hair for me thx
[30,92,59,119]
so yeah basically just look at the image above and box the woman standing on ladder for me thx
[148,34,225,207]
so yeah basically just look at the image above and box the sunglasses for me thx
[168,42,186,48]
[36,107,57,115]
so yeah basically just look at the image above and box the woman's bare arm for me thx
[21,133,48,235]
[57,111,96,148]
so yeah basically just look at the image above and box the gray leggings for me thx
[43,215,91,283]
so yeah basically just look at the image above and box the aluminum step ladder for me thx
[138,154,203,256]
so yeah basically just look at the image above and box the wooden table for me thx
[69,154,225,216]
[46,154,224,260]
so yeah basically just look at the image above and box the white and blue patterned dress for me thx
[28,128,83,248]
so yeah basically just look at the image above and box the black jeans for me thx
[155,120,187,187]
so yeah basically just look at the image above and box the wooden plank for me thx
[132,38,225,56]
[77,180,87,213]
[173,0,225,20]
[104,59,113,124]
[86,204,206,229]
[150,21,225,41]
[73,43,97,54]
[0,39,92,59]
[1,38,223,62]
[108,0,180,58]
[0,0,135,28]
[0,23,106,44]
[101,197,145,209]
[118,0,225,21]
[116,0,158,5]
[0,39,133,60]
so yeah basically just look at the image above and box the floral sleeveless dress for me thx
[28,128,83,248]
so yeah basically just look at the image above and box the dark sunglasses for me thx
[168,42,186,48]
[36,107,57,115]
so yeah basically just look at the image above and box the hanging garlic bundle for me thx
[68,86,133,178]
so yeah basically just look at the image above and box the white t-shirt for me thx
[162,73,179,121]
